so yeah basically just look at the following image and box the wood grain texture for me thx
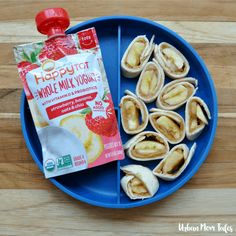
[1,21,236,43]
[0,189,235,236]
[0,0,235,21]
[0,89,21,113]
[0,0,236,235]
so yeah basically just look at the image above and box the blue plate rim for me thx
[20,15,218,209]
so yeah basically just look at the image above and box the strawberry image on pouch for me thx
[85,105,118,137]
[85,93,118,137]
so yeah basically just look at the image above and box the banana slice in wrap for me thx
[156,77,198,110]
[149,108,185,144]
[123,131,169,161]
[121,35,155,78]
[154,42,190,79]
[121,164,159,200]
[135,59,165,103]
[153,143,196,181]
[185,96,211,140]
[120,90,148,134]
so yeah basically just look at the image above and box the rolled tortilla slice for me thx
[156,77,198,110]
[121,164,159,200]
[135,60,165,103]
[185,96,211,140]
[121,35,155,78]
[154,42,190,79]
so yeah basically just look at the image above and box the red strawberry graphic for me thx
[17,61,39,99]
[85,94,118,137]
[39,35,77,62]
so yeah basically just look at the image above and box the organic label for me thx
[57,155,73,169]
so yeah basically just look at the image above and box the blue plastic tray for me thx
[20,16,218,208]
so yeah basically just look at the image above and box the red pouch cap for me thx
[35,8,70,38]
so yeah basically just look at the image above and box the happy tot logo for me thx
[34,61,90,85]
[42,59,55,72]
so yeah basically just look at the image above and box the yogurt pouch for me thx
[13,8,124,178]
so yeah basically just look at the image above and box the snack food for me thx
[149,108,185,144]
[123,131,169,161]
[120,90,148,134]
[121,164,159,200]
[153,143,196,181]
[121,35,155,78]
[185,96,211,140]
[120,33,211,199]
[14,8,124,178]
[154,42,190,79]
[156,77,198,110]
[135,60,165,103]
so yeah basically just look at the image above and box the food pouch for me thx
[13,8,124,178]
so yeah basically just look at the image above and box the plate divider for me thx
[116,24,122,204]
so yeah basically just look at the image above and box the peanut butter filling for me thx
[153,115,182,142]
[122,99,142,131]
[129,177,149,196]
[131,135,167,158]
[189,100,208,132]
[156,148,185,175]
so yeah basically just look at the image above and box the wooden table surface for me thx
[1,1,236,235]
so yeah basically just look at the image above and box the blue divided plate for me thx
[20,16,218,208]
